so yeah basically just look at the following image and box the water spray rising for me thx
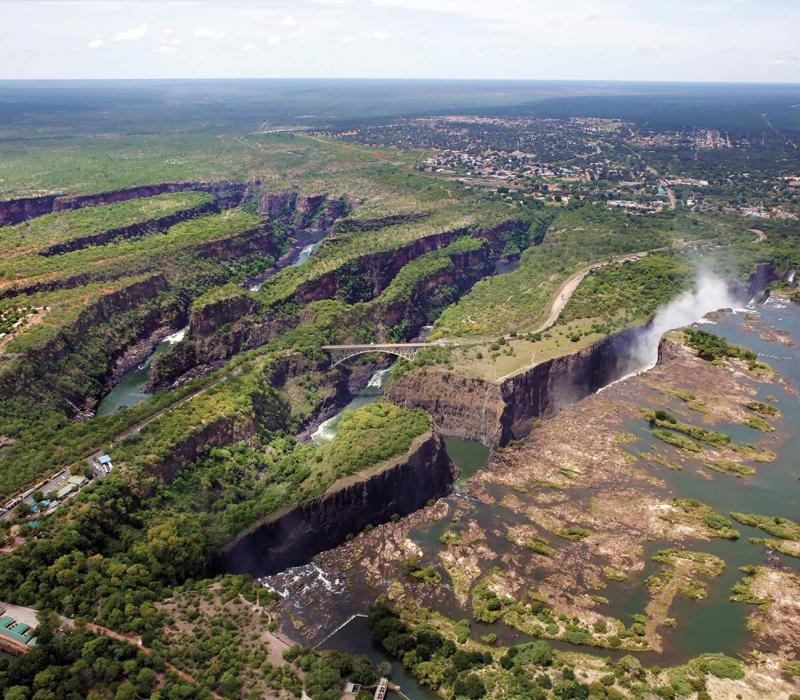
[607,271,744,388]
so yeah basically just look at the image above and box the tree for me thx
[133,514,209,583]
[136,667,157,695]
[217,670,242,698]
[453,673,486,699]
[114,681,137,700]
[34,609,61,645]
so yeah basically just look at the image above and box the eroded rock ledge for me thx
[216,429,455,578]
[386,324,645,446]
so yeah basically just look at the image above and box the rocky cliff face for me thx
[333,211,429,234]
[387,325,645,447]
[290,219,526,306]
[371,241,495,338]
[39,200,225,257]
[386,371,505,446]
[189,291,259,339]
[137,412,257,497]
[746,262,780,299]
[497,325,643,442]
[36,273,171,367]
[216,430,455,577]
[0,273,173,407]
[0,220,271,303]
[258,191,351,232]
[258,191,298,223]
[173,220,527,385]
[0,180,251,227]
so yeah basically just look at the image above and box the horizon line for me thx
[1,77,799,87]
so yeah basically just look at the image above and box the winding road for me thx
[532,250,652,336]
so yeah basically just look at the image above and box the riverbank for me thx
[264,302,799,696]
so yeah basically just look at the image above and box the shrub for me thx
[453,673,486,699]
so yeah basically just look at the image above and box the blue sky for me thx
[1,0,798,82]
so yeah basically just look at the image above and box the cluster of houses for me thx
[1,453,113,521]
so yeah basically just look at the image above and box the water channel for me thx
[249,231,324,292]
[98,231,324,415]
[273,294,800,681]
[311,368,391,445]
[414,299,799,666]
[96,327,186,416]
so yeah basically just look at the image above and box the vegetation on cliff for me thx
[0,190,214,256]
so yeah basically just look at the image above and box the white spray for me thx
[614,271,744,382]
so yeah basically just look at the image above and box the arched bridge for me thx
[322,343,438,366]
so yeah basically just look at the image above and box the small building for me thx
[56,483,77,500]
[0,615,37,653]
[67,474,88,488]
[97,454,113,473]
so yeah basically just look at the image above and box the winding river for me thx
[96,328,186,416]
[97,230,325,415]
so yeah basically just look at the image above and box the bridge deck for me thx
[321,343,434,350]
[322,342,447,366]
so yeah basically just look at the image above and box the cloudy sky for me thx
[1,0,798,82]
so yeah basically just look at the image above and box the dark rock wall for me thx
[387,325,645,447]
[0,181,251,227]
[217,430,455,577]
[38,200,224,257]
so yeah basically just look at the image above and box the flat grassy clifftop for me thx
[430,207,750,341]
[0,208,263,289]
[0,190,214,256]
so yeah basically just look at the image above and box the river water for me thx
[249,231,324,292]
[403,297,800,666]
[269,294,800,683]
[613,296,800,663]
[96,328,186,416]
[98,232,325,414]
[311,368,392,445]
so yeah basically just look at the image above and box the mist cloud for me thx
[625,270,743,373]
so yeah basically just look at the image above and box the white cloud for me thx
[372,31,391,41]
[154,45,179,53]
[241,43,257,52]
[115,24,148,41]
[280,16,297,27]
[87,37,106,50]
[267,33,281,44]
[193,27,226,39]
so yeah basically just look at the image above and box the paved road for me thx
[0,470,70,522]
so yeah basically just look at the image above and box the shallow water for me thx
[96,327,186,416]
[320,616,439,699]
[311,368,390,445]
[610,297,800,663]
[374,298,800,666]
[444,438,491,487]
